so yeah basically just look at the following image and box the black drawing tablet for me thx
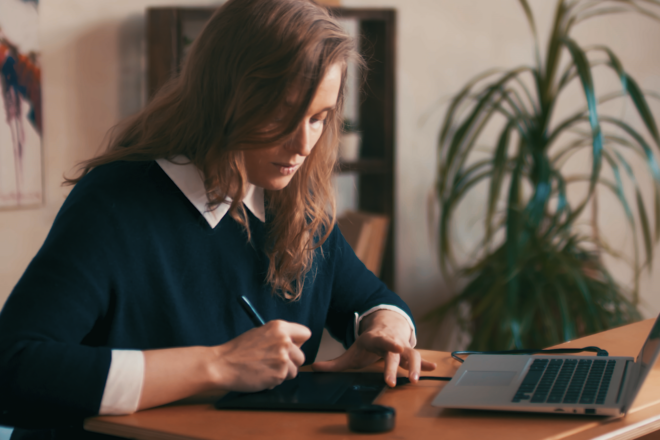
[214,372,387,412]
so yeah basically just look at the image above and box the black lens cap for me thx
[347,404,396,433]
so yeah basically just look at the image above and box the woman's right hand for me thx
[138,320,311,411]
[211,320,312,392]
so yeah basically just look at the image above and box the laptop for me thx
[214,372,387,411]
[432,314,660,416]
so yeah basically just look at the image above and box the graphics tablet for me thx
[214,372,387,411]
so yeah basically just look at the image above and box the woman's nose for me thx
[286,122,313,157]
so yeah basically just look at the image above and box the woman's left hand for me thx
[310,310,437,387]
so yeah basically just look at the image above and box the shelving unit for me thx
[146,6,396,288]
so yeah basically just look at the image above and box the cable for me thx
[396,376,452,385]
[394,346,610,385]
[450,346,609,363]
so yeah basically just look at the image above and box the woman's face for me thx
[243,63,342,191]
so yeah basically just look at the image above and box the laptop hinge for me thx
[619,360,640,413]
[616,360,631,404]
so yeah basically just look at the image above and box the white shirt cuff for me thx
[354,305,417,347]
[99,350,145,415]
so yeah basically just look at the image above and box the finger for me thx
[400,356,436,372]
[266,368,289,390]
[402,348,421,383]
[383,351,400,388]
[278,321,312,346]
[310,360,335,372]
[289,345,306,368]
[360,333,404,357]
[311,350,358,372]
[285,359,299,380]
[421,359,438,371]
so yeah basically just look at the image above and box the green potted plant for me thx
[429,0,660,351]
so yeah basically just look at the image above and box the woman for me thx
[0,0,434,437]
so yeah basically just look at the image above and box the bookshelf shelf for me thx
[336,159,389,174]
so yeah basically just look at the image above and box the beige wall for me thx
[345,0,660,347]
[1,0,659,350]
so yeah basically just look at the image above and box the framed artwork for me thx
[0,0,42,209]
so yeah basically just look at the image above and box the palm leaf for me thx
[561,37,604,198]
[518,0,542,69]
[485,122,515,245]
[505,149,526,348]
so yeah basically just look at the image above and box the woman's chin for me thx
[253,176,295,191]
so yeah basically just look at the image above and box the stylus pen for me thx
[239,295,266,327]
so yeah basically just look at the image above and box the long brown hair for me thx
[66,0,363,300]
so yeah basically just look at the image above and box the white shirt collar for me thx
[156,156,266,228]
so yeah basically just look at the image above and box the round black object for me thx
[347,405,396,433]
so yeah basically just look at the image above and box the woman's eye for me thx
[310,112,328,128]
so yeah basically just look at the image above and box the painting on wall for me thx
[0,0,42,209]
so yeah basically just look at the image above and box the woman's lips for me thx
[273,162,301,175]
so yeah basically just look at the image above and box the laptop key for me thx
[563,360,592,404]
[580,360,606,404]
[547,359,577,403]
[512,359,548,402]
[531,359,563,403]
[595,361,616,404]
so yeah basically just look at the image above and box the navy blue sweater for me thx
[0,161,412,420]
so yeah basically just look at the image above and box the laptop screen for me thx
[641,318,660,365]
[627,314,660,408]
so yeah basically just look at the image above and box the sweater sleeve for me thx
[99,350,144,415]
[323,225,415,349]
[0,186,120,417]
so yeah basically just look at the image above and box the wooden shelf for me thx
[336,159,389,174]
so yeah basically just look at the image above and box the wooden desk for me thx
[85,319,660,440]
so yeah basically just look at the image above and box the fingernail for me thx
[413,374,420,382]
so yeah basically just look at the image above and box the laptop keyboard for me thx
[512,358,616,405]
